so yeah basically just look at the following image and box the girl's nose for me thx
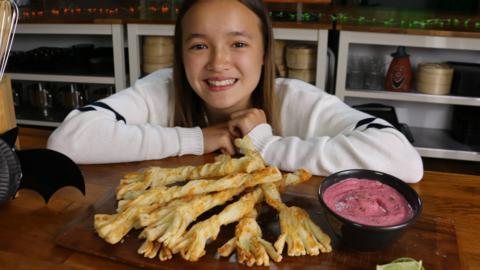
[207,47,230,71]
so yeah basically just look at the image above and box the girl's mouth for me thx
[205,78,238,91]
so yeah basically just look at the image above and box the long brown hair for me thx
[173,0,280,134]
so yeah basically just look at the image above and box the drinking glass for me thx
[347,56,365,89]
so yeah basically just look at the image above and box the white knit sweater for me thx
[47,68,423,182]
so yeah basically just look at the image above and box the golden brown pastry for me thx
[261,183,332,256]
[218,208,282,266]
[116,137,265,200]
[171,188,264,261]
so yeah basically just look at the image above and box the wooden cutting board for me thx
[55,189,460,270]
[0,75,16,134]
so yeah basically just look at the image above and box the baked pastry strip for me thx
[116,137,265,200]
[170,169,311,262]
[171,187,264,262]
[140,186,245,246]
[215,169,311,266]
[95,167,281,244]
[116,166,280,212]
[261,182,332,256]
[218,208,282,267]
[136,168,288,259]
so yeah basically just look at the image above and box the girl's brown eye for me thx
[190,44,207,50]
[233,42,247,48]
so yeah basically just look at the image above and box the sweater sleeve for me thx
[247,79,423,183]
[47,69,204,164]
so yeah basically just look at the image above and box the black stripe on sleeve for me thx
[91,101,126,123]
[77,106,96,112]
[366,123,395,130]
[354,117,376,129]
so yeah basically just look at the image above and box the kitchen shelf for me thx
[16,119,61,127]
[411,127,480,162]
[126,23,329,90]
[341,89,480,107]
[11,23,127,128]
[9,73,115,84]
[265,0,331,3]
[335,30,480,161]
[15,23,126,91]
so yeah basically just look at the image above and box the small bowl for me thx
[318,169,422,251]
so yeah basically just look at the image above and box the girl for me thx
[47,0,423,183]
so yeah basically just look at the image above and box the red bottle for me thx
[385,46,413,92]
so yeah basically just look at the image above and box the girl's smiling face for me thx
[181,0,264,121]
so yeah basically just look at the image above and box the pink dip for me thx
[322,178,413,226]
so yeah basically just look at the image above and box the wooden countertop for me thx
[0,154,478,269]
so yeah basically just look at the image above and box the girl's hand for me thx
[202,123,237,155]
[228,108,267,137]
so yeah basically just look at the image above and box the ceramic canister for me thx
[385,46,413,92]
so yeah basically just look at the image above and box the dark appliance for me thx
[447,62,480,97]
[451,105,480,147]
[353,103,414,143]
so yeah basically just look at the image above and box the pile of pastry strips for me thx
[94,137,332,267]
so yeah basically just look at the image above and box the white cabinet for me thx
[126,23,329,90]
[8,23,127,127]
[335,30,480,161]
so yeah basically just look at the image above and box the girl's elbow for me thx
[395,146,424,183]
[46,131,82,163]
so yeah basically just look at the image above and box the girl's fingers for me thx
[228,119,242,138]
[220,144,235,156]
[202,124,236,155]
[229,109,266,136]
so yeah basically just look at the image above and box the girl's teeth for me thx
[208,79,235,86]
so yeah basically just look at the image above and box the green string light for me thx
[328,12,479,31]
[265,8,479,31]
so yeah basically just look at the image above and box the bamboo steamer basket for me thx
[276,64,287,78]
[144,36,174,46]
[274,40,286,62]
[143,36,174,67]
[416,63,454,95]
[143,43,174,58]
[143,62,173,74]
[286,45,316,70]
[143,53,174,65]
[288,68,315,84]
[0,76,17,135]
[274,40,287,77]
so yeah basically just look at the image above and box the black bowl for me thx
[318,169,422,251]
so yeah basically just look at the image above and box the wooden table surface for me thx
[0,154,479,270]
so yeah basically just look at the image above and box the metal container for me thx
[30,82,53,118]
[58,83,85,110]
